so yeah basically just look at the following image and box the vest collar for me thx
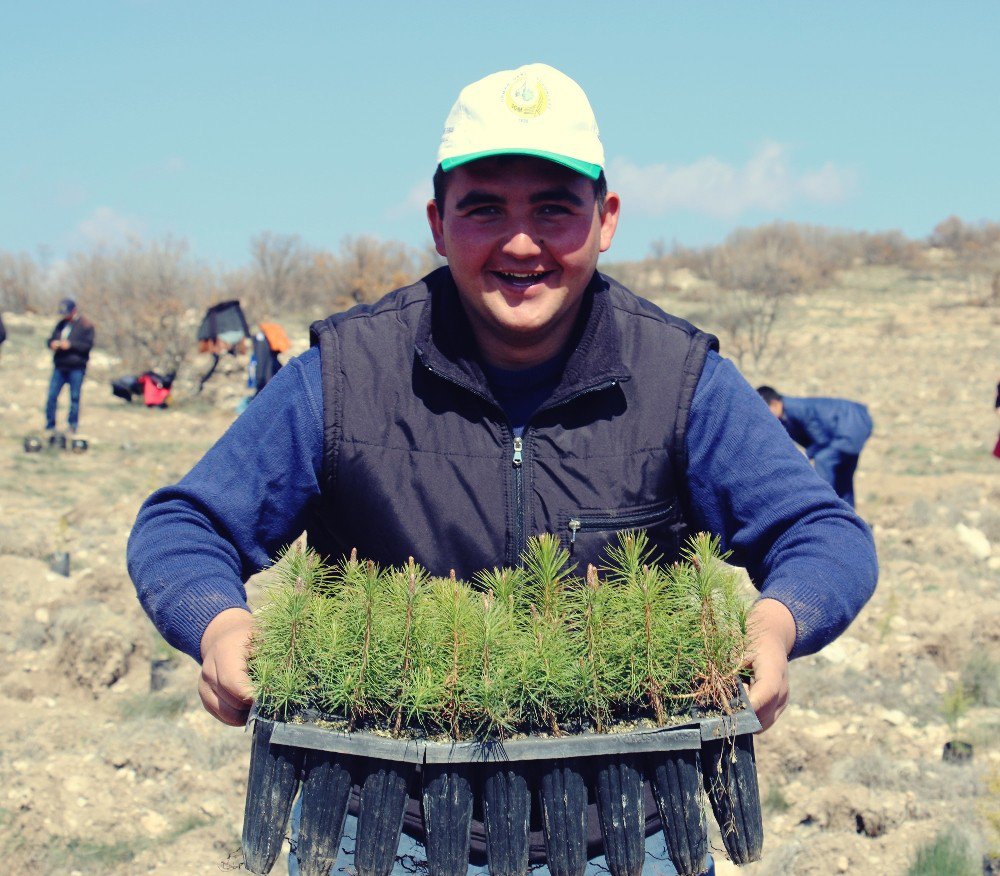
[414,267,631,406]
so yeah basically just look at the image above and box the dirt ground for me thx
[1,262,998,875]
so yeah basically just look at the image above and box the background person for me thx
[129,64,878,876]
[756,385,873,508]
[45,298,95,435]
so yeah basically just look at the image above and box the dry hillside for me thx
[0,262,998,875]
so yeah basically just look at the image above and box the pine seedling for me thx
[683,533,749,711]
[474,566,529,613]
[387,557,428,734]
[418,572,482,738]
[334,558,393,728]
[468,589,520,737]
[571,564,615,731]
[248,545,325,719]
[521,533,576,620]
[599,531,681,723]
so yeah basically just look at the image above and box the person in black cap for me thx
[45,298,95,434]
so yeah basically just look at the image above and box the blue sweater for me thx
[128,347,877,663]
[781,395,874,457]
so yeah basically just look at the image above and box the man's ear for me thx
[598,192,621,253]
[426,200,447,257]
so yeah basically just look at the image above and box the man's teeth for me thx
[498,271,545,280]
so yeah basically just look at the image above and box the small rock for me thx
[955,523,990,559]
[34,607,49,624]
[880,708,907,726]
[140,810,170,836]
[837,856,849,872]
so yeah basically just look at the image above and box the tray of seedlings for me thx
[241,532,763,876]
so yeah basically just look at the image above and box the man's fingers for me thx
[199,671,252,726]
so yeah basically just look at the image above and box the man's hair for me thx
[433,162,608,216]
[756,386,783,405]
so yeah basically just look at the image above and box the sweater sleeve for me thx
[127,348,325,661]
[684,353,878,658]
[71,320,95,355]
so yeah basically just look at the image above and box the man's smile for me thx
[491,269,554,288]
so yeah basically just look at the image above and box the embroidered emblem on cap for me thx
[504,74,548,118]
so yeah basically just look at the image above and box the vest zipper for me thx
[567,503,676,544]
[512,436,524,562]
[423,362,622,566]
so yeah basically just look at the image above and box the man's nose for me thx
[500,229,544,258]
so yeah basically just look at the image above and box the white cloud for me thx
[72,206,146,249]
[386,180,432,221]
[162,155,186,174]
[608,142,856,219]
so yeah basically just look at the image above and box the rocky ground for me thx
[0,262,997,875]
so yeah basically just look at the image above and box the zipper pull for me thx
[512,437,523,467]
[568,518,581,544]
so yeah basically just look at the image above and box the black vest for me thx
[308,267,717,578]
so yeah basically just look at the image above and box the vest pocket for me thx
[561,500,682,564]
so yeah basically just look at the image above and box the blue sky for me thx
[3,1,997,268]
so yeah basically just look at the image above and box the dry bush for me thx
[245,231,326,317]
[326,235,435,306]
[930,215,1000,256]
[239,233,435,320]
[0,250,46,313]
[857,230,924,267]
[63,238,214,376]
[702,223,825,370]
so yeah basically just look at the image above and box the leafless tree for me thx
[0,251,45,313]
[327,235,428,306]
[704,223,822,371]
[63,238,214,376]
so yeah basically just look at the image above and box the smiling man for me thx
[129,64,877,876]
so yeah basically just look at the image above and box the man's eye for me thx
[538,204,571,216]
[467,205,501,217]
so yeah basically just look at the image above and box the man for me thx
[129,64,877,875]
[45,298,95,434]
[756,386,873,508]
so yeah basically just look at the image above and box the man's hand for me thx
[745,598,796,732]
[199,607,255,726]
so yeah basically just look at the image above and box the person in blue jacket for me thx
[756,386,873,508]
[128,64,878,876]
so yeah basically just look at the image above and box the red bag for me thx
[993,433,1000,459]
[138,373,172,407]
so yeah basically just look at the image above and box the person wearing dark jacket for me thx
[757,386,873,508]
[45,298,95,433]
[128,65,878,876]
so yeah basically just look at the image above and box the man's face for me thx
[426,156,620,368]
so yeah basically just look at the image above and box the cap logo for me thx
[503,74,548,118]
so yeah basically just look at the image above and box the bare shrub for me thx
[326,235,431,306]
[858,230,923,267]
[0,250,46,313]
[63,238,213,376]
[246,231,325,317]
[240,233,434,319]
[703,223,824,370]
[930,216,1000,256]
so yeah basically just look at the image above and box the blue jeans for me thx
[45,367,85,431]
[287,793,714,875]
[812,447,860,508]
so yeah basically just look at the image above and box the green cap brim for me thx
[440,149,602,180]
